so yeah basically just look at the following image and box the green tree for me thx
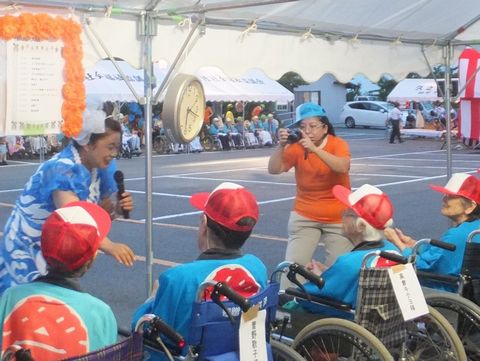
[277,71,308,92]
[346,83,361,101]
[406,72,421,78]
[377,76,397,101]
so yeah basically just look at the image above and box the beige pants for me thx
[281,211,354,288]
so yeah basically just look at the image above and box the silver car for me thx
[340,101,406,128]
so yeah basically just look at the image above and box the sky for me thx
[351,74,381,94]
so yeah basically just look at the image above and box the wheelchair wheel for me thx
[425,292,480,361]
[292,318,394,361]
[153,136,168,154]
[404,306,467,361]
[201,136,214,152]
[270,340,304,361]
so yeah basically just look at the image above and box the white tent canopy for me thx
[86,61,293,103]
[196,66,293,102]
[387,79,441,102]
[85,60,145,104]
[5,0,480,82]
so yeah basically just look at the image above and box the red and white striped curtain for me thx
[458,47,480,141]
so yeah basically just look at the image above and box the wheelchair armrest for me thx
[285,288,353,311]
[416,270,460,284]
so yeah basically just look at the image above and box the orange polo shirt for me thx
[282,136,351,223]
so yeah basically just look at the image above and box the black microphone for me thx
[114,170,129,219]
[304,149,308,160]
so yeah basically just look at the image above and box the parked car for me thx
[340,101,407,128]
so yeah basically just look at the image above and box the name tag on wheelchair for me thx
[388,263,429,321]
[239,305,268,361]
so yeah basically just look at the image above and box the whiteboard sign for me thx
[388,263,429,321]
[5,40,64,135]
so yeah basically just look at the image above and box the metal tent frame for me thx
[2,0,480,294]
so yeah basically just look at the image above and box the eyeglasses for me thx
[299,123,325,131]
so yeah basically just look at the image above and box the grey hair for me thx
[356,217,393,242]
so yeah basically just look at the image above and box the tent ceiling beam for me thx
[445,13,480,42]
[145,0,162,12]
[152,15,203,104]
[0,0,143,16]
[84,17,142,103]
[203,18,449,46]
[151,0,299,16]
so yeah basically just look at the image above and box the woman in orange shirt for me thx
[268,103,353,287]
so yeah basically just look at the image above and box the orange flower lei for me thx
[0,13,85,137]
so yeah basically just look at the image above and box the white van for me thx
[354,95,379,101]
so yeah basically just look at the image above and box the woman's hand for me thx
[277,128,289,147]
[99,197,115,218]
[100,238,135,267]
[298,130,318,153]
[116,192,134,216]
[305,259,327,276]
[384,227,416,250]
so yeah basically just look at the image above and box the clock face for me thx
[178,80,204,141]
[162,74,206,144]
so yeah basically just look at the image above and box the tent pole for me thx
[140,12,156,296]
[152,16,202,104]
[421,45,452,177]
[444,43,453,179]
[84,18,142,103]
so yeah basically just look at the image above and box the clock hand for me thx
[187,108,199,118]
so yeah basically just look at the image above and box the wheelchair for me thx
[411,236,480,360]
[141,281,304,360]
[117,139,142,159]
[2,282,303,361]
[272,251,467,361]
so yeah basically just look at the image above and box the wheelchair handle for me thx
[430,239,456,251]
[150,316,185,349]
[361,250,407,268]
[379,251,408,264]
[411,238,456,260]
[467,229,480,243]
[135,314,185,349]
[214,282,251,313]
[289,263,324,289]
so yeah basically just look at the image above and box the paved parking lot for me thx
[0,128,478,328]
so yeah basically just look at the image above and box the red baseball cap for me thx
[41,201,111,271]
[190,182,259,232]
[430,173,480,203]
[333,184,394,230]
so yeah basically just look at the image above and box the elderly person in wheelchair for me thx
[297,184,401,308]
[385,172,480,292]
[132,182,268,357]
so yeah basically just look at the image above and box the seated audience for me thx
[120,113,141,152]
[0,201,117,360]
[385,173,480,291]
[209,117,231,150]
[132,182,268,350]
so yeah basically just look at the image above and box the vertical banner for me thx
[5,40,64,136]
[458,47,480,142]
[0,40,5,136]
